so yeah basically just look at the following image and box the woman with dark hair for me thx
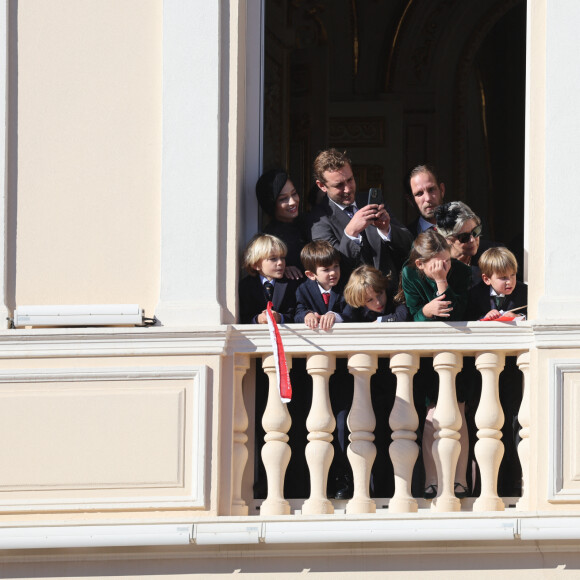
[256,169,307,280]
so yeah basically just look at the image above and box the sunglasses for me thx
[455,225,482,243]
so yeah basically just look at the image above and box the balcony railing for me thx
[229,321,533,517]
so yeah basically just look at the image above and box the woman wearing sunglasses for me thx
[423,201,493,500]
[434,201,486,285]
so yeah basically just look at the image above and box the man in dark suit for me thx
[405,164,446,238]
[307,149,412,293]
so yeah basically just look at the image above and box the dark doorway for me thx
[262,0,526,255]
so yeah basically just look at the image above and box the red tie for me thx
[322,292,330,306]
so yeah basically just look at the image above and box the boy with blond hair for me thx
[468,246,527,320]
[239,234,299,324]
[343,265,409,322]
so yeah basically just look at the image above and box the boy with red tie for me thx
[295,240,347,330]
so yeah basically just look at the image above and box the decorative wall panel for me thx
[0,366,208,512]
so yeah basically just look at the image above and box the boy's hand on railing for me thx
[258,310,281,324]
[318,312,336,330]
[482,309,501,320]
[304,312,321,329]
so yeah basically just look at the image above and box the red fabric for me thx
[265,302,292,402]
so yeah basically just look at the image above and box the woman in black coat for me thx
[256,169,308,280]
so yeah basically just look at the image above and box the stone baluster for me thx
[389,352,420,513]
[473,351,505,512]
[431,352,462,512]
[516,351,531,511]
[259,354,292,515]
[302,353,336,515]
[231,354,250,516]
[346,353,377,514]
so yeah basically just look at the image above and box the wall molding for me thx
[549,360,580,502]
[0,365,208,512]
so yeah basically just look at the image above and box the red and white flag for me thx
[265,301,292,403]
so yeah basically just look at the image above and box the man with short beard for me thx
[406,164,446,238]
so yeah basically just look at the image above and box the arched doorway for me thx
[262,0,526,259]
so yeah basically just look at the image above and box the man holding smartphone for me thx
[307,148,413,290]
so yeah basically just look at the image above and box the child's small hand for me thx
[318,312,336,330]
[304,312,321,329]
[482,309,501,320]
[422,294,453,318]
[258,310,280,324]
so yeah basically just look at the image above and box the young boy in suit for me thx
[468,247,527,320]
[468,246,528,496]
[343,265,410,322]
[239,234,302,499]
[295,241,353,498]
[239,234,299,324]
[295,240,347,330]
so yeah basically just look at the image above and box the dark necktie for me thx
[344,205,356,219]
[264,281,274,302]
[493,295,505,310]
[322,292,330,309]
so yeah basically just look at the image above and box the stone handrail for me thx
[228,322,532,516]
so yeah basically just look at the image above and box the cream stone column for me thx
[156,1,223,325]
[231,354,250,516]
[535,0,580,319]
[0,1,9,327]
[431,352,462,512]
[389,352,420,513]
[516,351,531,510]
[473,352,505,512]
[302,353,336,515]
[346,353,377,514]
[260,354,292,515]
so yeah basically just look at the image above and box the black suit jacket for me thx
[467,280,528,320]
[307,193,413,291]
[342,302,410,323]
[294,278,347,322]
[238,275,299,324]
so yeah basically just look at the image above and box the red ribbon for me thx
[265,301,292,403]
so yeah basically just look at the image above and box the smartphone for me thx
[367,187,384,206]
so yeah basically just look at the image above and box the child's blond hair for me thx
[344,265,389,308]
[478,247,518,278]
[242,234,287,276]
[300,240,340,273]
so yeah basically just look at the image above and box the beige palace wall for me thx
[13,0,162,316]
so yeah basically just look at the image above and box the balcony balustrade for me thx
[229,322,532,517]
